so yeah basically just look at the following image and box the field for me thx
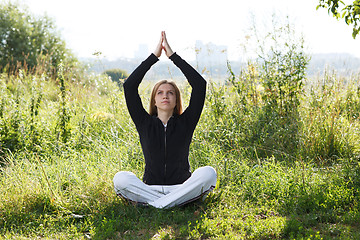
[0,54,360,240]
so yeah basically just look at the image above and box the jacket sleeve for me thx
[169,53,207,126]
[123,53,159,127]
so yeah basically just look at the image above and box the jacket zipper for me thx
[164,125,167,183]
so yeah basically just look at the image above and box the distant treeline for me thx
[307,53,360,76]
[86,53,360,80]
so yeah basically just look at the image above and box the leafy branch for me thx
[317,0,360,38]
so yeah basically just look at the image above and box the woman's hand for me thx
[153,31,174,58]
[153,31,164,58]
[162,32,174,58]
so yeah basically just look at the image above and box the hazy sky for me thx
[13,0,360,60]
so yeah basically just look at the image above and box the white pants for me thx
[113,166,217,209]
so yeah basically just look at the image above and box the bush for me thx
[103,68,128,87]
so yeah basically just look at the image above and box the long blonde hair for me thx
[149,80,183,116]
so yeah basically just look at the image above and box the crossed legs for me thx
[113,166,217,209]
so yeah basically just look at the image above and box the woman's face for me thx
[154,83,176,114]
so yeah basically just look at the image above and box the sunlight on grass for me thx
[1,29,360,239]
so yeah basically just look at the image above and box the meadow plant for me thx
[206,15,309,161]
[1,16,360,239]
[301,69,360,162]
[55,63,71,145]
[1,63,360,239]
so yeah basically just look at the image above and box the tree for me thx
[0,2,76,75]
[317,0,360,38]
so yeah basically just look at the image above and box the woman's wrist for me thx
[167,50,174,58]
[169,52,175,58]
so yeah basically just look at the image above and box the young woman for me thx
[113,31,217,209]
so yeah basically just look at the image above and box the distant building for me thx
[134,44,149,60]
[195,40,228,78]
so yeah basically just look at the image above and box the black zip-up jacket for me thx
[123,53,206,185]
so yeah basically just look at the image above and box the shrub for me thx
[103,68,128,87]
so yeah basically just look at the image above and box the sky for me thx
[10,0,360,61]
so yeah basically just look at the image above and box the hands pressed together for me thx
[154,31,174,58]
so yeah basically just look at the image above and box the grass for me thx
[0,65,360,239]
[2,151,359,239]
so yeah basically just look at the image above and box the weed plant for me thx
[1,24,360,240]
[0,60,359,239]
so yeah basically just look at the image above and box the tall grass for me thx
[1,59,359,239]
[1,25,360,238]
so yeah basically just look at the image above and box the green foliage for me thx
[0,90,22,155]
[103,68,129,87]
[0,9,360,239]
[254,18,309,158]
[204,16,310,160]
[317,0,360,38]
[0,2,76,76]
[55,64,71,145]
[1,63,360,238]
[0,71,45,156]
[300,70,360,162]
